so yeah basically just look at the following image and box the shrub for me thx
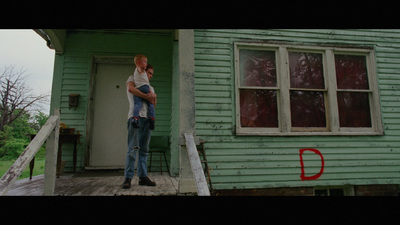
[0,138,28,160]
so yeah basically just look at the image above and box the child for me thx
[131,54,155,130]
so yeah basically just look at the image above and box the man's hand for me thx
[137,66,146,74]
[145,90,157,106]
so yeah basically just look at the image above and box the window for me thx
[335,55,372,128]
[238,49,279,129]
[314,186,354,196]
[289,51,327,131]
[235,43,383,136]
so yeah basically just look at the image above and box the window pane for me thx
[240,49,277,87]
[329,189,344,196]
[335,55,369,90]
[315,189,328,196]
[289,52,324,89]
[290,91,326,127]
[337,92,372,127]
[240,89,278,127]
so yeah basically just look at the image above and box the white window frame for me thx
[234,42,383,136]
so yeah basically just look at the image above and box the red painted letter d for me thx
[299,148,325,181]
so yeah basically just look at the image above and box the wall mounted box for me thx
[68,94,80,108]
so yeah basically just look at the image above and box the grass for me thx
[0,146,46,180]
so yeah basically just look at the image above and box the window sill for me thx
[236,130,384,136]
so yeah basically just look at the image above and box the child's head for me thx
[134,54,148,69]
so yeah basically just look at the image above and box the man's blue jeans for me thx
[124,117,152,179]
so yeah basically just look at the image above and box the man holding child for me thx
[122,54,157,189]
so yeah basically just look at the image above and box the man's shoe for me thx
[139,177,156,186]
[122,178,132,189]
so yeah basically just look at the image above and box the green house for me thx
[35,29,400,195]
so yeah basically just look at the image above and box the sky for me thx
[0,29,55,114]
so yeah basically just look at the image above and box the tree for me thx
[32,111,49,131]
[0,65,49,132]
[0,109,49,159]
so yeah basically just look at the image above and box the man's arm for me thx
[127,81,156,105]
[152,89,157,108]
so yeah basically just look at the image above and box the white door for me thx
[89,63,135,168]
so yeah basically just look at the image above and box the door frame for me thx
[84,55,134,168]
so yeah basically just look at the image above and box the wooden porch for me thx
[5,171,180,196]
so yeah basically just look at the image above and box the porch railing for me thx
[184,133,210,196]
[0,109,60,196]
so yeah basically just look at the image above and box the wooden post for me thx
[177,29,198,194]
[184,133,210,196]
[43,109,60,196]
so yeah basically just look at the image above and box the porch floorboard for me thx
[5,171,180,196]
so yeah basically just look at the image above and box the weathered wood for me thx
[0,113,60,196]
[6,172,179,196]
[193,29,400,191]
[43,109,60,195]
[178,29,198,194]
[184,133,210,196]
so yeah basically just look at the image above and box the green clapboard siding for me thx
[194,29,400,190]
[51,30,173,172]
